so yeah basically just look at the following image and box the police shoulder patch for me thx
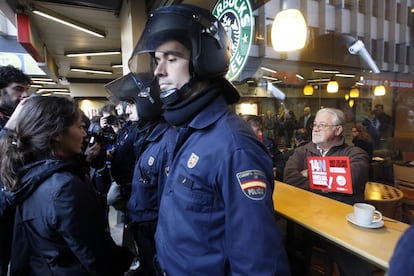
[236,170,267,200]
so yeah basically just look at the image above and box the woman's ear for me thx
[53,133,63,143]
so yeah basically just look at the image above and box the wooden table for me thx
[365,182,404,220]
[273,181,409,270]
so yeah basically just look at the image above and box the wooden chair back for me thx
[402,152,414,162]
[393,164,414,223]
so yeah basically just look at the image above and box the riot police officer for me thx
[105,72,176,276]
[129,4,290,275]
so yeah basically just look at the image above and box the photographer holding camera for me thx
[87,105,121,200]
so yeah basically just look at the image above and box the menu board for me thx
[307,156,353,194]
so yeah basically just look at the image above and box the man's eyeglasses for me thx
[311,123,339,130]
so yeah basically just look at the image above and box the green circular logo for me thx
[213,0,253,81]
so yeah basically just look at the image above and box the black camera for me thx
[105,115,119,126]
[87,122,117,145]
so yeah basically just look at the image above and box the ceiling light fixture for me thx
[32,80,57,85]
[31,77,54,81]
[111,64,123,68]
[314,69,341,74]
[70,68,112,75]
[262,76,281,82]
[307,78,330,83]
[296,73,304,80]
[260,66,277,74]
[335,73,356,78]
[65,50,121,57]
[53,91,71,95]
[31,5,106,38]
[36,88,70,93]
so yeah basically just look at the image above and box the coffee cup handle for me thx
[373,210,382,223]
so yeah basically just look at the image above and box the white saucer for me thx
[346,213,384,228]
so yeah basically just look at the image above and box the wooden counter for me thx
[273,181,409,270]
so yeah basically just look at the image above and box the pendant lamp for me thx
[374,85,386,96]
[271,9,307,52]
[327,80,339,93]
[303,84,314,96]
[349,88,360,98]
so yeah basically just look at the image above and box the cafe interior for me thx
[2,0,414,275]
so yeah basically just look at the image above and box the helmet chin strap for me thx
[160,78,194,106]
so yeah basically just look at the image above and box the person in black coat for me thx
[0,96,133,275]
[0,65,31,275]
[296,106,315,140]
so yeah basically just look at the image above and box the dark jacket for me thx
[388,224,414,276]
[283,139,370,205]
[297,114,315,138]
[0,127,14,276]
[156,95,290,275]
[111,121,141,185]
[352,136,374,160]
[7,158,133,276]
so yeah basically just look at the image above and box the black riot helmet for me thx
[128,4,231,79]
[104,72,162,122]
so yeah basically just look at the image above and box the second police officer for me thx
[105,72,176,276]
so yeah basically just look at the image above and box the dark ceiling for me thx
[3,0,210,87]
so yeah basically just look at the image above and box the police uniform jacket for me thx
[388,224,414,276]
[283,140,369,205]
[111,121,141,185]
[156,95,290,275]
[127,121,176,223]
[7,158,133,275]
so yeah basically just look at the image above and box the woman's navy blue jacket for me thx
[6,158,133,275]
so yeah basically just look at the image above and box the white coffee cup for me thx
[353,203,382,225]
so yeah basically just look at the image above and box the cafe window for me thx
[358,0,366,14]
[266,23,272,47]
[308,26,319,42]
[384,41,390,63]
[371,39,378,60]
[408,7,414,28]
[397,3,402,24]
[327,0,352,9]
[385,0,390,21]
[396,43,405,65]
[373,0,379,17]
[253,15,265,45]
[407,45,414,65]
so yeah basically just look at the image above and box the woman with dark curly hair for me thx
[0,96,133,275]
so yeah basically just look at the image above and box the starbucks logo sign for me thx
[213,0,253,81]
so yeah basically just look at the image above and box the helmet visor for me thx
[128,9,197,73]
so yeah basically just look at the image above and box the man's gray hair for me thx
[316,108,345,126]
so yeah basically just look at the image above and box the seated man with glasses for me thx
[283,107,369,204]
[283,108,372,276]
